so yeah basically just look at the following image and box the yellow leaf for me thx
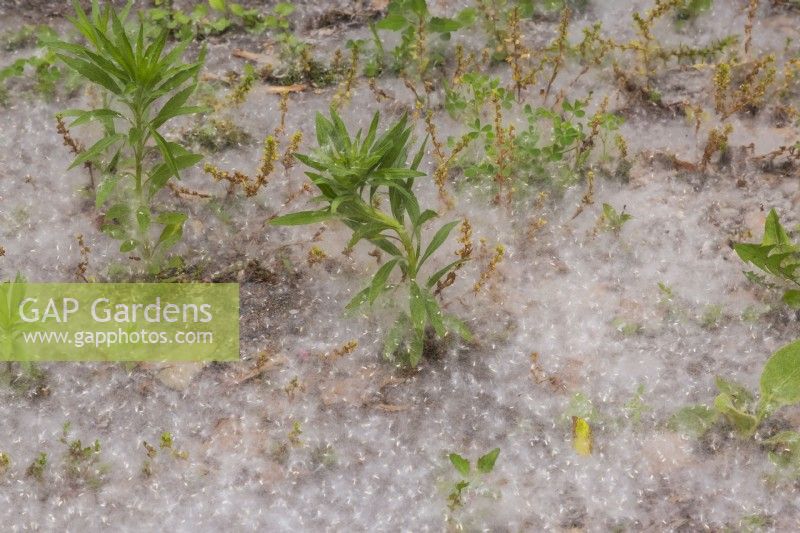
[572,416,592,456]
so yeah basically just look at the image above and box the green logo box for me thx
[0,283,239,362]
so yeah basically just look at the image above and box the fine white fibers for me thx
[1,0,800,531]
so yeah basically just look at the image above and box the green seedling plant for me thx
[670,340,800,473]
[143,0,285,41]
[52,0,207,275]
[734,209,800,308]
[0,26,81,104]
[272,109,472,367]
[60,422,108,490]
[444,73,514,123]
[26,452,47,481]
[376,0,475,79]
[598,203,633,233]
[447,448,500,511]
[454,95,622,198]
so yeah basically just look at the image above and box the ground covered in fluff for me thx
[1,0,800,530]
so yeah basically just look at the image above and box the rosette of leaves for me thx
[52,1,207,274]
[272,109,471,366]
[734,209,800,308]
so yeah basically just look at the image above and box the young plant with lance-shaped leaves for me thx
[52,0,207,274]
[271,108,472,366]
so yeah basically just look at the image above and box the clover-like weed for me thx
[52,0,207,275]
[272,109,472,366]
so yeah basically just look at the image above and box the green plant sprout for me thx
[447,448,500,511]
[52,0,207,275]
[143,0,286,41]
[454,95,622,199]
[598,203,633,233]
[60,421,108,490]
[0,26,81,104]
[26,452,47,481]
[142,431,188,477]
[376,0,475,79]
[735,209,800,308]
[272,109,472,367]
[670,340,800,471]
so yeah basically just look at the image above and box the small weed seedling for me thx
[447,448,500,511]
[53,0,207,275]
[670,340,800,474]
[60,422,108,490]
[0,26,81,104]
[141,431,189,477]
[734,209,800,308]
[143,0,287,41]
[26,452,47,481]
[597,203,632,234]
[272,109,472,366]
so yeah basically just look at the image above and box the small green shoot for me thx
[26,452,47,481]
[598,203,633,233]
[447,448,500,511]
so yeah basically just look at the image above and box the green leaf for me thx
[428,17,461,34]
[369,259,399,304]
[449,453,470,477]
[762,209,791,246]
[477,448,500,473]
[152,85,198,128]
[382,315,407,361]
[208,0,226,12]
[714,376,754,409]
[714,393,758,436]
[65,108,124,127]
[760,340,800,414]
[270,210,332,226]
[56,54,122,95]
[151,129,180,181]
[68,134,124,170]
[407,329,424,366]
[376,13,407,31]
[156,211,188,225]
[120,239,137,252]
[443,315,472,342]
[782,290,800,308]
[423,291,445,337]
[345,287,370,311]
[419,220,458,268]
[148,153,204,196]
[95,174,120,207]
[409,282,426,334]
[136,207,151,232]
[668,405,718,437]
